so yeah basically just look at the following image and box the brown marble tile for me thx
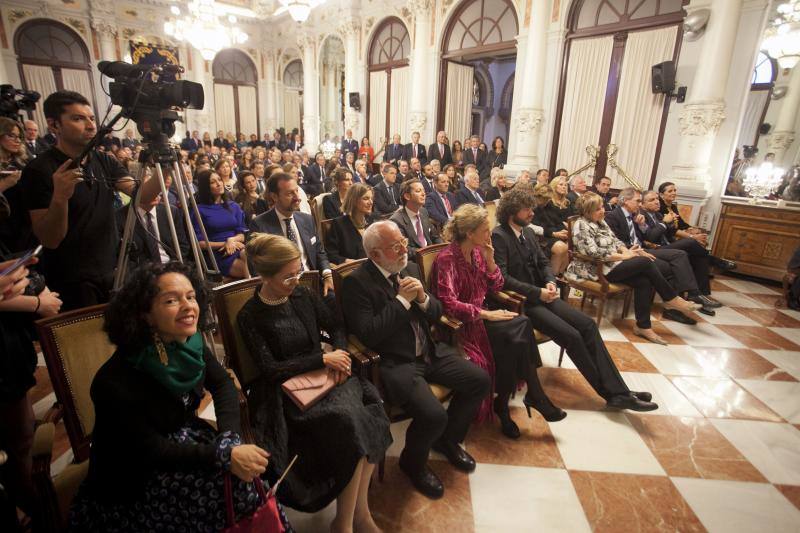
[605,341,659,372]
[612,319,687,345]
[715,325,800,351]
[538,367,607,411]
[626,414,767,482]
[688,347,797,381]
[668,376,783,422]
[776,485,800,511]
[710,279,736,292]
[569,471,705,533]
[747,293,788,308]
[731,307,800,328]
[369,458,474,533]
[465,407,564,468]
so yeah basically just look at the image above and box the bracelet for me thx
[33,295,41,314]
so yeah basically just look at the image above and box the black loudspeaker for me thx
[652,61,676,94]
[349,92,361,111]
[759,123,772,135]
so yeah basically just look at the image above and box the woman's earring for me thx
[153,331,169,366]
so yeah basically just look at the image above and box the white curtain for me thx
[22,64,57,130]
[555,35,614,175]
[608,25,678,189]
[443,62,474,146]
[369,70,388,151]
[738,90,769,149]
[214,83,236,136]
[283,89,301,133]
[61,69,93,102]
[389,66,410,143]
[237,85,258,137]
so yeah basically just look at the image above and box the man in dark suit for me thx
[492,188,657,413]
[391,179,442,260]
[373,164,402,217]
[117,194,192,269]
[455,169,485,208]
[302,152,327,197]
[180,131,200,153]
[341,128,358,155]
[383,134,404,166]
[594,176,617,211]
[462,135,489,179]
[270,131,287,151]
[397,160,413,183]
[419,163,437,194]
[249,172,334,295]
[22,120,49,158]
[428,130,453,167]
[425,173,456,226]
[403,131,427,164]
[212,130,230,149]
[567,175,587,205]
[342,220,490,499]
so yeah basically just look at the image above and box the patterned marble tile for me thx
[619,372,703,417]
[605,341,659,373]
[708,291,773,309]
[658,322,746,348]
[769,327,800,348]
[747,293,788,307]
[715,279,779,294]
[635,343,727,378]
[775,484,800,511]
[731,307,800,328]
[538,367,607,411]
[691,305,761,326]
[612,319,686,345]
[669,377,783,422]
[688,347,797,381]
[711,325,800,350]
[539,339,577,369]
[736,380,800,424]
[754,349,800,381]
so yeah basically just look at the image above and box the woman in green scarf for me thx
[69,262,292,532]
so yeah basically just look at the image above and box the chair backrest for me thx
[331,259,367,312]
[310,192,331,236]
[484,199,497,229]
[36,305,115,463]
[320,218,334,252]
[415,243,449,290]
[567,215,580,254]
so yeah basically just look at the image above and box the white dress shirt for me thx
[137,205,171,264]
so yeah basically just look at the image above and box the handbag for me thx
[223,474,284,533]
[281,367,335,412]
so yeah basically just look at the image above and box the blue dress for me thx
[193,202,248,276]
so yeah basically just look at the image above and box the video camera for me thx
[0,84,40,121]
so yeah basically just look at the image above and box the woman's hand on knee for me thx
[230,444,270,482]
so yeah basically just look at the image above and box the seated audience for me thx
[535,168,550,185]
[234,171,261,222]
[323,169,353,220]
[432,204,565,440]
[193,169,250,279]
[397,160,412,183]
[531,183,570,274]
[567,175,587,204]
[326,183,373,264]
[237,234,390,530]
[372,163,402,218]
[419,163,437,194]
[390,179,442,260]
[425,173,457,227]
[443,163,462,192]
[594,176,617,211]
[342,221,490,499]
[353,159,370,185]
[70,262,290,531]
[515,169,532,187]
[282,163,313,216]
[485,167,509,201]
[492,189,657,412]
[566,193,700,345]
[303,152,327,197]
[455,168,485,207]
[215,158,237,192]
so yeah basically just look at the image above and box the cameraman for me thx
[22,91,161,311]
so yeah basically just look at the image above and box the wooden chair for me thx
[483,199,498,229]
[320,218,335,264]
[309,192,331,238]
[565,215,632,324]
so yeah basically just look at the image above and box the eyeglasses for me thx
[281,272,302,286]
[383,238,409,254]
[3,134,21,141]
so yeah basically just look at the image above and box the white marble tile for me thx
[709,291,772,309]
[37,351,45,366]
[284,501,336,533]
[470,464,591,533]
[659,322,745,348]
[548,409,665,475]
[597,318,629,342]
[33,392,56,420]
[539,340,577,370]
[198,401,216,422]
[737,380,800,424]
[755,349,800,381]
[710,419,800,485]
[634,343,726,377]
[619,372,703,417]
[693,306,760,326]
[672,477,800,533]
[50,449,75,478]
[770,327,800,347]
[715,279,780,294]
[779,308,800,321]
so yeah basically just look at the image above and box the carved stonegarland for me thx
[409,111,427,132]
[408,0,433,17]
[302,115,320,131]
[91,19,118,39]
[516,108,544,134]
[767,131,795,151]
[9,10,33,25]
[339,19,361,39]
[678,103,726,137]
[88,0,115,19]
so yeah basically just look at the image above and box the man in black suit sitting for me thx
[384,134,404,167]
[593,176,617,211]
[390,179,442,260]
[22,120,50,157]
[419,163,437,194]
[372,163,402,218]
[342,220,490,499]
[425,173,456,226]
[462,135,489,180]
[428,130,453,167]
[403,131,427,164]
[455,169,485,207]
[212,130,230,149]
[249,172,334,296]
[303,152,327,197]
[492,188,657,413]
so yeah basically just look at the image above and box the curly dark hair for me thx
[496,186,535,225]
[195,168,232,209]
[104,262,214,354]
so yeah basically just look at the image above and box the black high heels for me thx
[523,394,567,422]
[493,397,520,439]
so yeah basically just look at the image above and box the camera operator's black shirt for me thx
[21,146,129,289]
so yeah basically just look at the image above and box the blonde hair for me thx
[549,176,569,208]
[575,191,603,219]
[490,167,506,188]
[342,182,372,221]
[443,203,488,242]
[532,182,552,206]
[246,233,301,278]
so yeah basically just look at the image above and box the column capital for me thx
[88,0,115,19]
[338,19,362,38]
[409,0,434,18]
[409,111,427,133]
[516,108,544,134]
[767,131,795,151]
[297,33,317,54]
[91,18,118,38]
[678,102,726,137]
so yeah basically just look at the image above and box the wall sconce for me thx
[772,86,788,99]
[684,9,711,41]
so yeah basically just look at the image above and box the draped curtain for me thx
[608,25,678,189]
[738,90,770,149]
[369,70,388,154]
[237,85,258,137]
[283,89,301,133]
[443,62,474,146]
[389,66,410,143]
[22,64,57,129]
[555,35,614,175]
[213,83,236,135]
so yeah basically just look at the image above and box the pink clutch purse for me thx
[281,367,335,412]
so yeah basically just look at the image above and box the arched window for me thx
[367,17,411,149]
[443,0,518,56]
[212,48,259,139]
[574,0,684,31]
[736,52,779,152]
[282,59,303,134]
[752,51,777,86]
[283,60,304,89]
[14,19,96,128]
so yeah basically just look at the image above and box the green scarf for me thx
[128,332,206,396]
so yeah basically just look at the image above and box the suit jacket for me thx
[389,207,442,259]
[425,190,456,226]
[463,148,489,178]
[249,209,331,272]
[373,180,402,217]
[383,143,404,165]
[180,137,200,152]
[325,215,366,264]
[605,206,645,248]
[25,137,50,157]
[455,186,485,208]
[303,163,325,197]
[212,137,231,149]
[116,204,191,268]
[341,138,358,155]
[367,173,383,187]
[419,176,436,194]
[427,143,453,166]
[640,210,671,246]
[492,223,556,306]
[402,143,427,164]
[341,260,451,405]
[322,192,344,220]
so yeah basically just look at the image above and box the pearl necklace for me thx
[258,291,288,306]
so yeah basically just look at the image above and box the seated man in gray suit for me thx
[390,179,442,260]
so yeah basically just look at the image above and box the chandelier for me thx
[273,0,327,23]
[164,0,249,61]
[764,1,800,69]
[743,162,785,204]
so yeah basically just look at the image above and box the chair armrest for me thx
[226,369,256,445]
[488,290,524,313]
[31,422,65,532]
[439,315,463,331]
[32,422,55,461]
[347,335,380,366]
[41,403,63,425]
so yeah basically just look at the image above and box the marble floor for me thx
[33,274,800,532]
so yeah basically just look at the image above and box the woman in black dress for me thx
[489,137,507,169]
[531,182,570,274]
[325,183,373,264]
[238,234,390,533]
[322,168,354,220]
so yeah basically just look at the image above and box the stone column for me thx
[768,65,800,164]
[408,0,433,141]
[300,33,320,152]
[506,0,548,172]
[90,19,118,112]
[263,50,278,133]
[193,47,214,136]
[668,0,743,200]
[340,19,363,138]
[326,63,340,136]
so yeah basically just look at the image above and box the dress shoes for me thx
[631,391,652,402]
[606,393,658,412]
[662,308,697,325]
[697,305,716,317]
[399,455,444,499]
[691,294,723,309]
[432,440,476,473]
[711,256,737,271]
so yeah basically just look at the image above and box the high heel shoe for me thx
[633,325,668,345]
[493,397,520,439]
[522,394,567,422]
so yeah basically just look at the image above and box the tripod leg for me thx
[169,161,206,276]
[153,163,183,263]
[113,165,150,290]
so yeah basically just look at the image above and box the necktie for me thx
[389,273,400,293]
[442,193,452,215]
[388,186,396,205]
[519,233,526,246]
[473,190,483,204]
[473,148,477,160]
[284,218,305,270]
[627,214,637,246]
[415,215,427,247]
[413,145,417,158]
[145,212,160,261]
[439,144,444,156]
[28,141,35,152]
[320,164,325,178]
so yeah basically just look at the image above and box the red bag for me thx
[222,474,285,533]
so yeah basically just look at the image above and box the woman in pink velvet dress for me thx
[431,204,565,440]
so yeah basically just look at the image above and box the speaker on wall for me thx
[651,61,676,94]
[349,92,361,111]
